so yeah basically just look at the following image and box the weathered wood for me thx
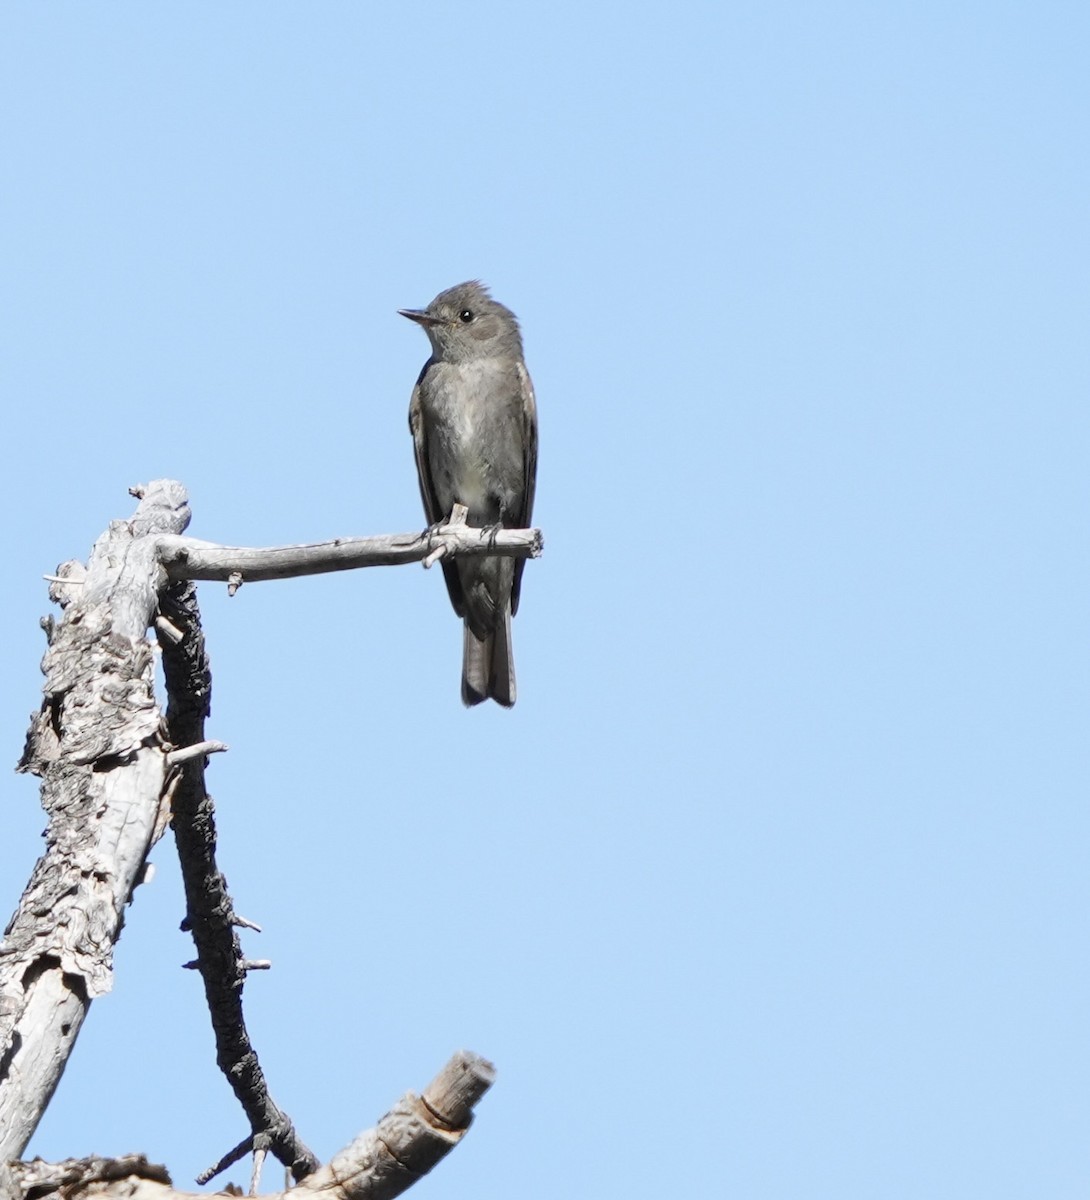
[155,517,542,588]
[9,1154,171,1196]
[5,1052,494,1200]
[0,482,190,1159]
[420,1049,496,1130]
[294,1053,492,1200]
[1,480,506,1189]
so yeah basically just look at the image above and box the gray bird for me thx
[400,281,538,707]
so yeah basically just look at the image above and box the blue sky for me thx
[1,3,1087,1197]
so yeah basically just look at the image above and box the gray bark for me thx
[0,482,190,1159]
[4,1051,494,1200]
[156,501,542,588]
[0,481,510,1188]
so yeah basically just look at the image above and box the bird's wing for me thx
[409,374,442,525]
[511,360,538,616]
[409,370,465,617]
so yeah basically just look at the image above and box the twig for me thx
[155,616,184,644]
[250,1147,267,1196]
[165,740,228,767]
[195,1136,253,1186]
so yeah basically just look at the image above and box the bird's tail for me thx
[462,606,516,708]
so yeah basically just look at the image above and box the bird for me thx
[400,281,538,707]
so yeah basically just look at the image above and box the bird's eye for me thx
[459,309,474,323]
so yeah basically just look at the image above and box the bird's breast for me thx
[424,362,503,520]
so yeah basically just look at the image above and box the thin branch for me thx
[195,1135,253,1186]
[165,740,228,767]
[156,514,542,588]
[156,581,318,1182]
[250,1147,267,1196]
[154,615,184,644]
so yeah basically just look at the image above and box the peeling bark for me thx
[0,483,189,1159]
[0,481,505,1193]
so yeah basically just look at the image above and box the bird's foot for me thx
[421,520,450,568]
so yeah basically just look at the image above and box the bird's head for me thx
[399,281,523,363]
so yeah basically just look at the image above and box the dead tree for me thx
[0,480,541,1200]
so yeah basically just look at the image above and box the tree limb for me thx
[0,482,190,1159]
[1,480,508,1183]
[6,1052,494,1200]
[156,582,317,1182]
[156,505,542,589]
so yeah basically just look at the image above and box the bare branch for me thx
[156,580,318,1181]
[154,615,184,644]
[10,1053,495,1200]
[250,1146,267,1196]
[292,1051,495,1200]
[3,480,504,1190]
[156,514,542,588]
[165,740,228,767]
[195,1134,253,1186]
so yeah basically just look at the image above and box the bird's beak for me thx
[398,308,443,326]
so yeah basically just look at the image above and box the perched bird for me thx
[400,281,538,707]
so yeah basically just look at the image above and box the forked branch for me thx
[6,1051,494,1200]
[0,481,510,1190]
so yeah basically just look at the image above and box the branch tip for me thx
[155,616,185,644]
[166,740,228,767]
[196,1135,254,1185]
[249,1146,267,1196]
[421,1051,497,1131]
